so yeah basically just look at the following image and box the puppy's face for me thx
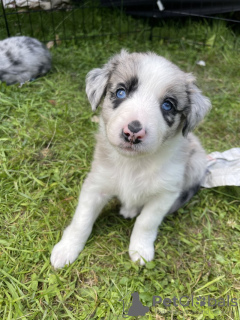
[86,50,211,156]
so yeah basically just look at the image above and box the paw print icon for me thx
[196,296,206,306]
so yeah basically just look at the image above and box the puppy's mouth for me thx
[120,144,135,151]
[118,142,142,153]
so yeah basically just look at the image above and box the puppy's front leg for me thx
[129,192,180,265]
[51,177,109,268]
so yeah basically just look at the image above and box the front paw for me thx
[129,241,155,265]
[50,239,83,269]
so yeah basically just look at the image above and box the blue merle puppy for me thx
[0,36,51,85]
[51,50,211,268]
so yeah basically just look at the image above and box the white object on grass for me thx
[202,148,240,188]
[197,60,206,67]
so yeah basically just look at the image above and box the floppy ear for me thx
[85,49,129,111]
[85,67,110,111]
[182,76,211,136]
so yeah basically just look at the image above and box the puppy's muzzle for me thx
[122,120,146,144]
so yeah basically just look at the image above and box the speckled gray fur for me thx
[0,36,51,85]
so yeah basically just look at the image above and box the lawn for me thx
[0,6,240,320]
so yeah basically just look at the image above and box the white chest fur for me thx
[92,138,186,208]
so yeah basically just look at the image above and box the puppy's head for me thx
[86,50,211,156]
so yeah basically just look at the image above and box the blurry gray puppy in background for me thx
[0,36,51,86]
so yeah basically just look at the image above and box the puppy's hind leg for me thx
[50,176,110,269]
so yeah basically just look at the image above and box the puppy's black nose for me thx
[128,120,142,133]
[122,120,146,144]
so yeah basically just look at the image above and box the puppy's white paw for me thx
[129,241,154,265]
[50,239,83,269]
[120,206,139,219]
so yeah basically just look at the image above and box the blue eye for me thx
[161,101,173,111]
[116,89,126,99]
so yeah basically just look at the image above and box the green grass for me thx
[0,10,240,320]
